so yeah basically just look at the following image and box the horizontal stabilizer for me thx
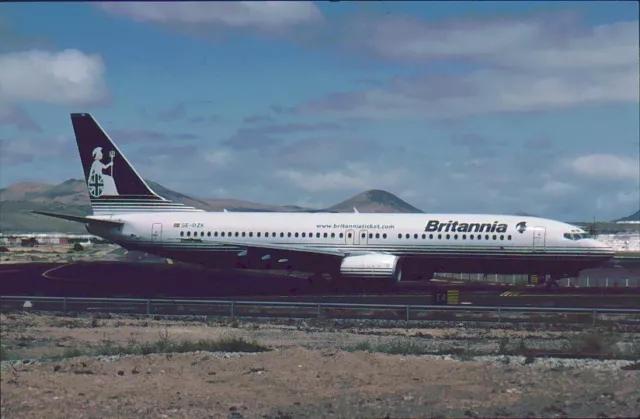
[31,211,124,227]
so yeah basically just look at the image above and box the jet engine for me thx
[339,254,402,281]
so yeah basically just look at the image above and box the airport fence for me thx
[1,296,640,326]
[433,273,640,288]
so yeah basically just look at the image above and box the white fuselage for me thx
[87,211,614,277]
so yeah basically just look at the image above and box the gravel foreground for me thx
[1,312,639,418]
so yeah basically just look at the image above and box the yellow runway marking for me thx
[501,292,637,298]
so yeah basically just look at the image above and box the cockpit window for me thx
[564,233,591,240]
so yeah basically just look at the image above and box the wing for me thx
[209,239,366,258]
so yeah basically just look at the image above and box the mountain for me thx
[0,182,56,201]
[326,189,423,213]
[0,180,423,233]
[614,210,640,223]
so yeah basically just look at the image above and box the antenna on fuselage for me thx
[588,216,597,237]
[353,207,359,213]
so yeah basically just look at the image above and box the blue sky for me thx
[1,1,638,221]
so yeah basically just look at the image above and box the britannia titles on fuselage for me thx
[424,220,508,234]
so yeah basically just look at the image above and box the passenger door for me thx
[532,226,545,251]
[346,229,357,245]
[151,223,163,243]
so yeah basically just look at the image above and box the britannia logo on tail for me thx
[88,146,119,198]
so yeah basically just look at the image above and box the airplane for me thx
[33,113,615,290]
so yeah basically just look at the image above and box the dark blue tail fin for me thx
[70,113,202,215]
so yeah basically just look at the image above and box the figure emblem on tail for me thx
[88,147,119,197]
[516,221,527,234]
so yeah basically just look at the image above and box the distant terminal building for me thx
[0,233,111,246]
[616,220,640,224]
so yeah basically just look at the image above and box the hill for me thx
[0,180,423,233]
[326,189,423,213]
[614,210,640,223]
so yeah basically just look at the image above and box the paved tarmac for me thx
[0,262,639,308]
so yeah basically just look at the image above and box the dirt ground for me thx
[2,313,639,419]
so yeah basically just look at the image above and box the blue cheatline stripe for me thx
[124,240,610,259]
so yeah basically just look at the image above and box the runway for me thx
[1,261,639,308]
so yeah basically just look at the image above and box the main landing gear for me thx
[534,272,577,291]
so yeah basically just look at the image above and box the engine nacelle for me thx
[340,254,402,281]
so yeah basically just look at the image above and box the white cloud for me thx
[540,180,576,196]
[354,15,638,71]
[274,163,409,193]
[203,149,232,167]
[0,49,107,105]
[296,66,638,121]
[568,154,640,181]
[0,134,74,166]
[97,2,322,29]
[296,16,639,120]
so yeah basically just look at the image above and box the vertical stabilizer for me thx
[70,113,202,215]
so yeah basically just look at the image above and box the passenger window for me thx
[369,233,373,239]
[302,232,306,238]
[287,232,292,237]
[235,232,239,237]
[462,234,466,240]
[207,232,211,237]
[454,234,458,240]
[187,231,191,237]
[398,234,402,239]
[280,232,284,237]
[508,235,512,240]
[339,233,344,238]
[294,232,299,238]
[500,235,504,240]
[485,235,489,240]
[383,233,387,239]
[421,234,426,239]
[242,232,246,237]
[438,234,442,239]
[429,234,433,239]
[180,231,184,237]
[331,233,335,238]
[492,235,496,240]
[446,234,450,240]
[375,233,380,239]
[256,232,260,237]
[220,232,225,237]
[406,234,410,239]
[200,232,204,237]
[324,233,328,238]
[362,233,366,238]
